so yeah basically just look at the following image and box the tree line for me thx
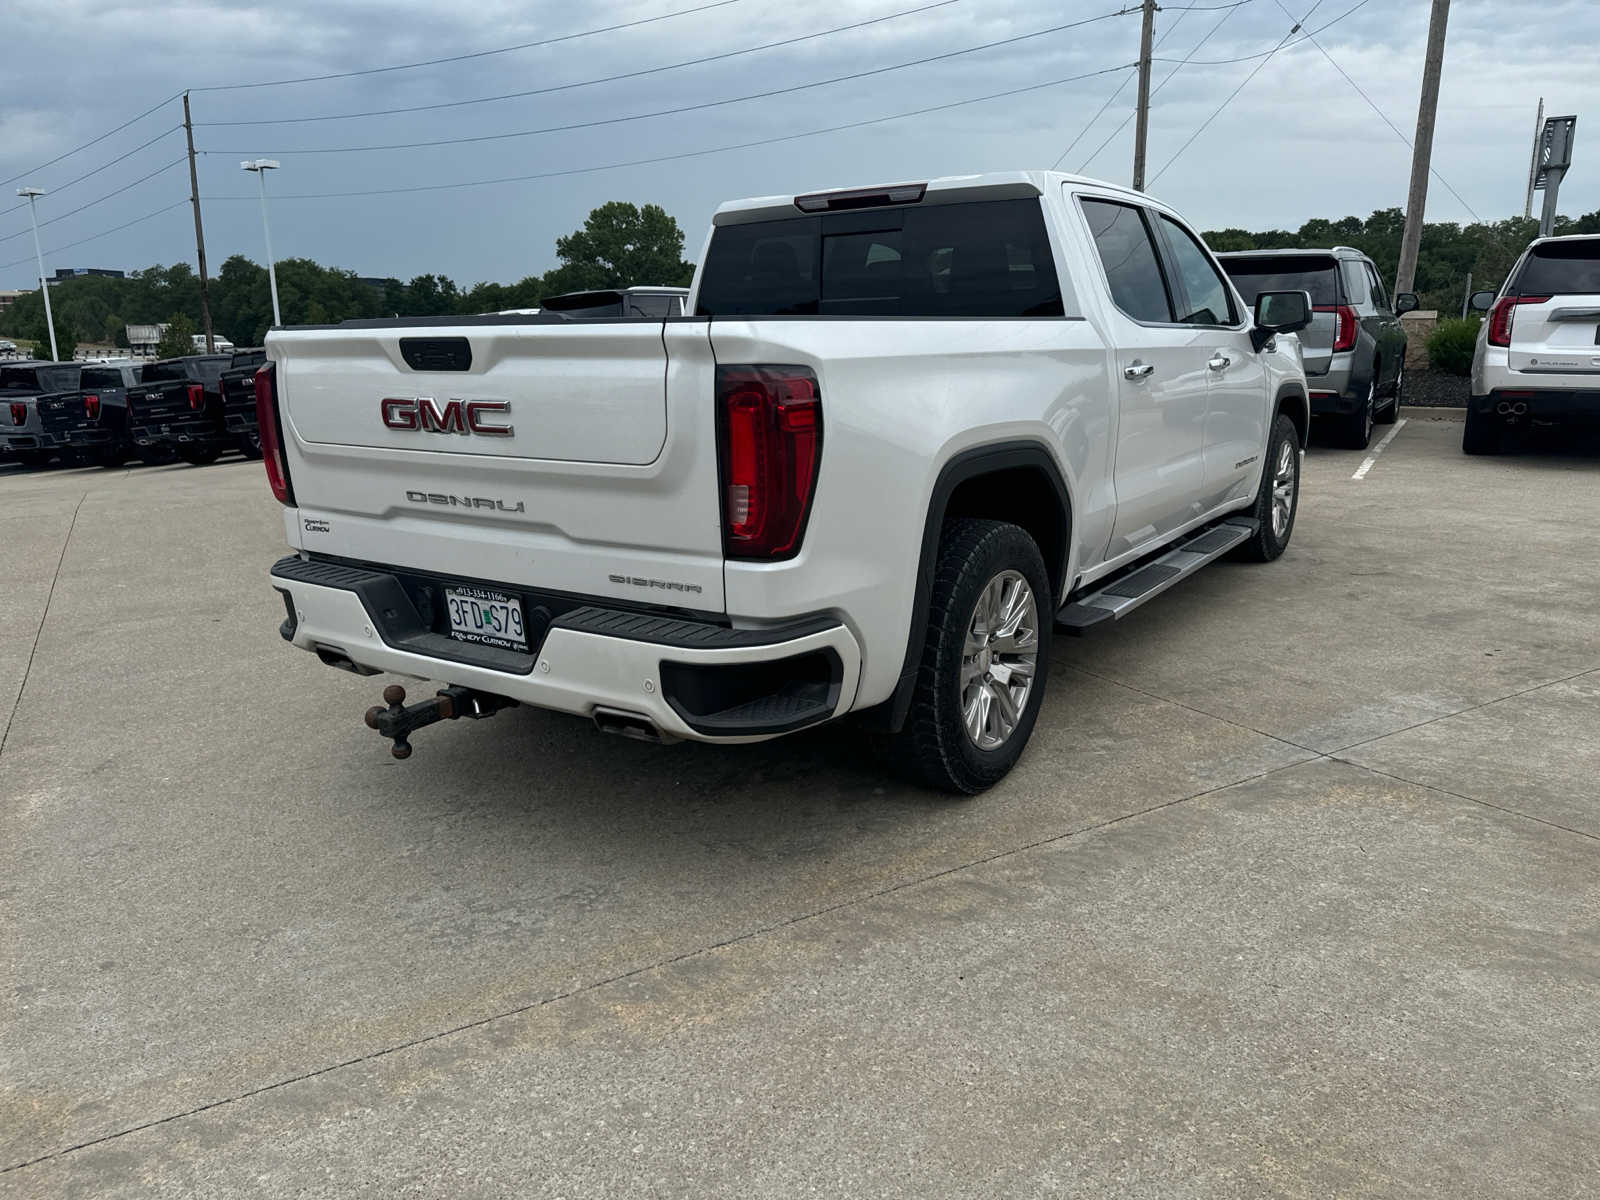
[0,201,694,352]
[6,200,1600,354]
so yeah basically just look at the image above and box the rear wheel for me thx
[889,518,1051,794]
[15,449,52,468]
[136,444,178,466]
[1462,405,1502,455]
[177,443,224,466]
[96,443,128,469]
[1338,378,1376,448]
[237,430,263,460]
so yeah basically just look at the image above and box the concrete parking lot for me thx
[3,413,1598,1197]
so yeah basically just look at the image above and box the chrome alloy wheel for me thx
[1271,436,1298,540]
[960,569,1039,750]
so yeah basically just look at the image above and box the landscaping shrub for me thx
[1427,317,1481,376]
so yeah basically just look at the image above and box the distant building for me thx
[53,267,125,281]
[0,288,33,315]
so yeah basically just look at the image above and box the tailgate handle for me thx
[1546,307,1600,323]
[400,337,472,372]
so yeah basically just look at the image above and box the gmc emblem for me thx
[380,396,513,437]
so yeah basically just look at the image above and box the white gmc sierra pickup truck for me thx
[261,171,1313,792]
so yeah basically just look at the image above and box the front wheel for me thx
[888,518,1052,794]
[1233,412,1301,562]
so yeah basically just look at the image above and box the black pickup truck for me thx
[0,362,82,467]
[35,362,146,467]
[217,349,267,458]
[126,354,235,465]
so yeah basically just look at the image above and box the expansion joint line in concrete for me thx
[0,492,87,761]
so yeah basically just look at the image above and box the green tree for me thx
[157,312,197,358]
[32,320,76,361]
[542,201,694,297]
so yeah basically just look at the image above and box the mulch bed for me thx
[1402,366,1469,408]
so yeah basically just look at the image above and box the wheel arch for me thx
[881,440,1073,733]
[1275,381,1310,447]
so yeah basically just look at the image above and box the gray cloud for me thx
[1,0,1592,288]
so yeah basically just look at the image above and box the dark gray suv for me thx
[1219,247,1415,448]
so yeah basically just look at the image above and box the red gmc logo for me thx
[380,396,513,437]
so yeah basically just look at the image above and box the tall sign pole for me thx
[182,92,217,353]
[1131,0,1157,190]
[1394,0,1450,297]
[1533,116,1578,238]
[1524,97,1544,220]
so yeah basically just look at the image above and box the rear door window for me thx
[1515,240,1600,294]
[1155,214,1237,326]
[695,198,1063,317]
[1220,255,1341,307]
[1365,263,1391,311]
[1080,198,1174,324]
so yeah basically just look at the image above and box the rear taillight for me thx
[1315,304,1359,352]
[1487,295,1550,347]
[253,363,295,506]
[716,365,822,560]
[83,393,101,419]
[8,402,24,426]
[186,383,204,410]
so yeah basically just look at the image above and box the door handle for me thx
[1207,353,1232,372]
[1124,361,1155,380]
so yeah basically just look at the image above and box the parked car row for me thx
[0,348,265,470]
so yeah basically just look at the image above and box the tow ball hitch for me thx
[363,683,516,759]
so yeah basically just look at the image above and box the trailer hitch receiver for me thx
[363,683,516,759]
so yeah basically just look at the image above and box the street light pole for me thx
[242,159,282,328]
[17,187,60,361]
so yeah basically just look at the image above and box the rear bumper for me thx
[223,404,257,434]
[269,555,862,743]
[0,429,67,451]
[131,415,223,446]
[1307,360,1361,414]
[1471,388,1600,421]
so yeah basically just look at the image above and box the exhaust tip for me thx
[593,706,667,743]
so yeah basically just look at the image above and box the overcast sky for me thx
[2,0,1595,290]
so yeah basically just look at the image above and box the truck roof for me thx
[710,170,1152,226]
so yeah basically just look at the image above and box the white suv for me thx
[1467,234,1600,453]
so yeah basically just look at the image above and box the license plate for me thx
[444,586,527,651]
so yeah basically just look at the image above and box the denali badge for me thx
[381,396,513,437]
[406,490,526,513]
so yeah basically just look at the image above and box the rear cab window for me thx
[1079,198,1174,324]
[81,367,124,390]
[1514,240,1600,295]
[695,198,1064,317]
[1220,254,1343,308]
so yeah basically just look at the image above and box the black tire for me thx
[177,443,224,466]
[1375,359,1400,424]
[15,449,53,469]
[96,443,128,469]
[1233,412,1301,563]
[237,431,263,460]
[1462,406,1502,455]
[1338,378,1376,448]
[137,444,179,466]
[888,518,1052,795]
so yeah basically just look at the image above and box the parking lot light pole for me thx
[241,160,283,327]
[16,187,59,361]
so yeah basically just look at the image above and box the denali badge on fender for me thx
[381,397,513,437]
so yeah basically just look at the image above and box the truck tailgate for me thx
[270,320,726,611]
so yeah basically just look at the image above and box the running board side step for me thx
[1054,518,1257,636]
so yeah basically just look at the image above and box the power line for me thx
[0,94,181,191]
[189,0,744,92]
[0,127,183,222]
[1076,0,1247,172]
[0,201,189,272]
[0,159,187,247]
[1268,0,1479,221]
[1150,0,1374,66]
[202,63,1137,204]
[1150,0,1368,185]
[206,7,1144,156]
[199,0,962,127]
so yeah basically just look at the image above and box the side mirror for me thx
[1251,289,1312,351]
[1468,290,1497,313]
[1394,292,1419,316]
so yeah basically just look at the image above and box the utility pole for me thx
[1394,0,1450,297]
[1131,0,1157,191]
[1524,97,1544,220]
[182,91,216,353]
